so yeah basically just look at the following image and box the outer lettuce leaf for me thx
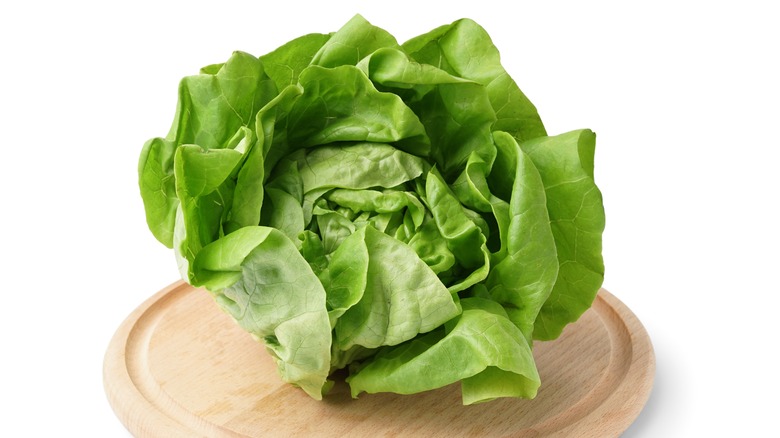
[173,127,252,279]
[140,52,275,247]
[256,83,303,176]
[168,52,276,149]
[485,132,558,342]
[138,137,178,247]
[192,227,332,399]
[261,33,331,90]
[357,47,472,101]
[358,45,496,181]
[409,82,496,181]
[520,130,606,340]
[402,19,547,143]
[347,298,539,404]
[311,14,399,67]
[227,119,268,233]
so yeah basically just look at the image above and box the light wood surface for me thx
[104,281,654,437]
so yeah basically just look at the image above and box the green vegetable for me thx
[139,14,604,404]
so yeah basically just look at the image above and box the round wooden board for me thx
[104,281,654,437]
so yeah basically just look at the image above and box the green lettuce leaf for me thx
[193,227,332,399]
[347,298,539,404]
[261,33,331,90]
[332,226,459,350]
[140,51,275,248]
[521,130,606,340]
[425,168,490,293]
[138,137,178,247]
[485,132,558,343]
[311,14,399,68]
[403,19,547,143]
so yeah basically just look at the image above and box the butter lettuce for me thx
[139,14,604,404]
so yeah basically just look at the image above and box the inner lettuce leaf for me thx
[138,14,605,404]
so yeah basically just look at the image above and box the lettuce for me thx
[138,14,605,404]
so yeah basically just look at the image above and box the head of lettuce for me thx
[138,15,604,404]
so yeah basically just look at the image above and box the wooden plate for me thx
[104,282,654,437]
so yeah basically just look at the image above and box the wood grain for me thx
[104,282,654,437]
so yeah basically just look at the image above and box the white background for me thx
[1,1,778,436]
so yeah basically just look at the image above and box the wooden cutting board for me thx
[104,281,654,437]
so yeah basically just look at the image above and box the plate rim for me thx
[104,282,655,437]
